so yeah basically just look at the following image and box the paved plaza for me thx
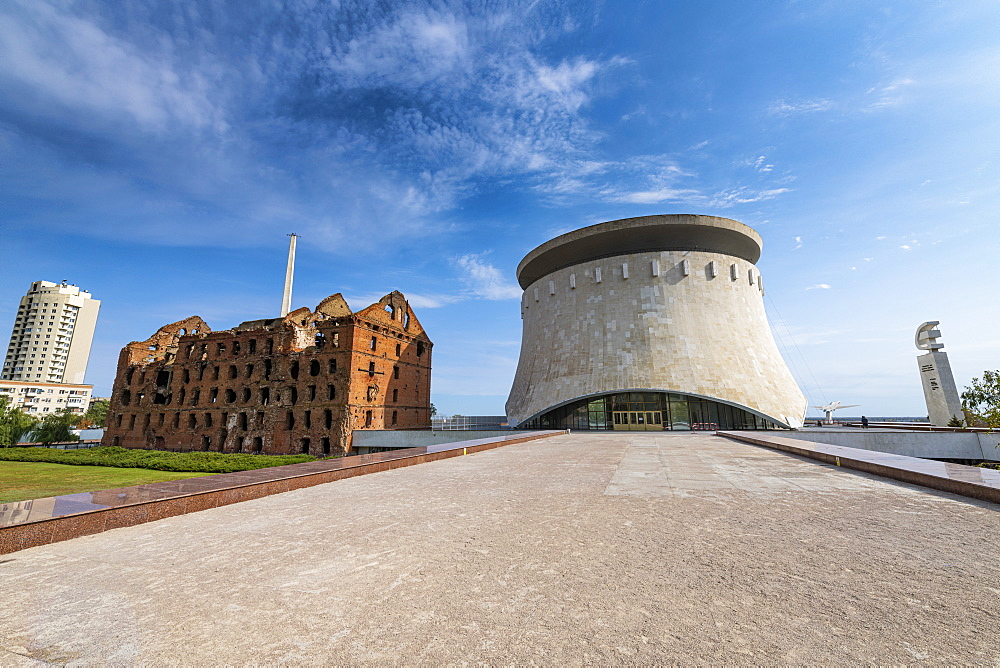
[1,432,998,664]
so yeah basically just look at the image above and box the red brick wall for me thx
[103,292,432,455]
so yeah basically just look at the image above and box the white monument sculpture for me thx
[812,401,859,425]
[915,321,964,426]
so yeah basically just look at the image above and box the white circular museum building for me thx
[505,214,807,431]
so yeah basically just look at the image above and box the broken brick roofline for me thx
[104,291,432,456]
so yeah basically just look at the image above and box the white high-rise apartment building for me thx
[2,280,101,384]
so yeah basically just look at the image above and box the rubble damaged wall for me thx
[103,292,433,456]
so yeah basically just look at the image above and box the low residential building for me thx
[0,380,94,415]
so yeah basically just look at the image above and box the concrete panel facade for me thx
[506,215,807,428]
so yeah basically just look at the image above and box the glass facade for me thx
[519,392,779,431]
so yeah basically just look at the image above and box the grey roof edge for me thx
[516,214,763,290]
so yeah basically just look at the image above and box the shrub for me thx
[0,446,323,473]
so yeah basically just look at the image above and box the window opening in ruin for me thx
[192,389,200,405]
[253,436,263,453]
[395,343,401,356]
[217,429,228,451]
[385,304,394,317]
[140,371,146,383]
[185,344,195,358]
[392,388,398,403]
[200,344,208,360]
[260,387,270,405]
[136,392,145,404]
[242,387,251,402]
[210,388,218,403]
[370,336,377,351]
[129,415,136,430]
[229,365,238,379]
[158,413,165,426]
[368,362,375,377]
[116,414,123,427]
[327,384,335,400]
[290,360,299,380]
[113,436,120,447]
[225,389,235,404]
[391,410,398,426]
[304,410,311,428]
[233,341,240,355]
[198,365,206,381]
[322,437,330,455]
[213,366,220,380]
[289,387,298,405]
[189,414,197,428]
[393,366,399,379]
[125,368,134,385]
[307,385,316,401]
[365,410,373,427]
[245,364,254,378]
[217,343,226,355]
[266,339,274,354]
[143,414,150,429]
[205,413,213,427]
[332,333,339,347]
[120,389,131,406]
[256,411,264,426]
[309,360,320,376]
[202,436,210,451]
[329,359,337,373]
[238,412,248,430]
[287,411,295,430]
[264,359,272,380]
[324,409,332,429]
[183,369,190,383]
[404,312,410,328]
[248,339,257,354]
[172,413,179,428]
[417,341,425,357]
[300,438,310,454]
[315,332,325,348]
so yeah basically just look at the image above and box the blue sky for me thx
[1,0,998,418]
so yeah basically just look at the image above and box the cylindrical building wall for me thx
[505,214,807,429]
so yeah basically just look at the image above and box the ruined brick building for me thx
[103,292,432,455]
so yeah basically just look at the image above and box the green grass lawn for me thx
[0,460,217,504]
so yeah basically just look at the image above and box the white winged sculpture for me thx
[812,401,860,425]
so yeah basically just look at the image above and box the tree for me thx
[81,399,109,428]
[0,396,38,447]
[29,408,80,445]
[430,403,438,417]
[961,370,1000,428]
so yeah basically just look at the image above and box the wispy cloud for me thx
[454,253,522,300]
[865,78,915,110]
[768,98,833,116]
[806,284,832,290]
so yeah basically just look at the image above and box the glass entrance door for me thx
[612,411,663,431]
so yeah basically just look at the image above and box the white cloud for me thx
[455,253,522,300]
[865,78,915,110]
[900,244,912,250]
[768,98,833,115]
[806,284,832,290]
[0,3,227,134]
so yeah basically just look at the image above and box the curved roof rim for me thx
[516,215,762,290]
